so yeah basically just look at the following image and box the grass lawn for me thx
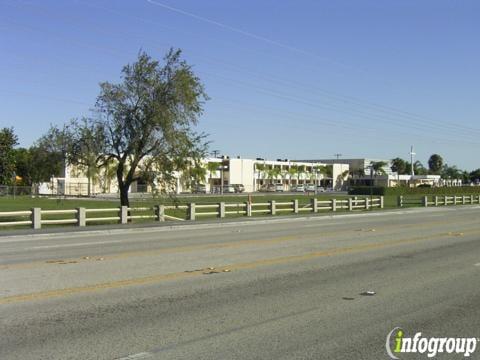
[0,193,355,211]
[0,193,432,230]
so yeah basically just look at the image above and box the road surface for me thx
[1,206,479,359]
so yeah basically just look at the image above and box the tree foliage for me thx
[90,49,208,205]
[0,127,19,185]
[390,157,407,175]
[428,154,443,174]
[370,161,388,176]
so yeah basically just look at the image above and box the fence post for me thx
[423,196,428,207]
[76,207,86,227]
[269,200,276,216]
[397,196,403,208]
[120,206,128,224]
[365,197,370,210]
[462,196,466,205]
[477,195,480,204]
[348,198,353,211]
[311,198,318,213]
[470,195,474,205]
[331,198,337,212]
[380,196,384,209]
[155,205,165,221]
[444,195,448,206]
[188,203,196,221]
[453,196,457,205]
[31,207,41,229]
[434,196,439,206]
[219,202,225,218]
[245,201,252,217]
[293,199,299,214]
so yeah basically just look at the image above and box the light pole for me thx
[410,145,415,176]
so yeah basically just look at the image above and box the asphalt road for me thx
[1,206,479,359]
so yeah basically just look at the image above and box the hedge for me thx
[348,186,480,196]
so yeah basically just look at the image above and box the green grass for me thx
[0,193,440,230]
[0,193,353,211]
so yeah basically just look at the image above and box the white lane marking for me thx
[25,240,124,250]
[115,352,153,360]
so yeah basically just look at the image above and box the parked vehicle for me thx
[317,186,326,192]
[292,184,305,192]
[192,184,207,194]
[259,184,276,192]
[222,185,236,193]
[275,183,284,192]
[232,184,245,193]
[305,184,316,192]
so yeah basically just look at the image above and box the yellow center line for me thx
[1,228,479,305]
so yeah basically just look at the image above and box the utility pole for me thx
[211,150,220,158]
[334,153,342,160]
[410,146,416,176]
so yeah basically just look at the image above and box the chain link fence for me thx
[0,185,36,197]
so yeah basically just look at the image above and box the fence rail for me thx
[1,194,477,230]
[397,195,480,208]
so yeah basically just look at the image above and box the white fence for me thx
[398,195,480,207]
[0,196,384,230]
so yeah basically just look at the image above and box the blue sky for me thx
[1,0,479,170]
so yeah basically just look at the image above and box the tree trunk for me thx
[119,184,130,207]
[87,175,91,197]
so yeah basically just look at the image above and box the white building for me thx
[201,157,349,193]
[44,156,349,195]
[299,158,393,176]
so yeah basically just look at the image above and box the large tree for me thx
[35,123,72,178]
[428,154,443,174]
[0,127,18,185]
[91,49,208,206]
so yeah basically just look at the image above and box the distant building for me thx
[298,158,464,188]
[299,158,393,176]
[45,156,349,196]
[350,174,444,187]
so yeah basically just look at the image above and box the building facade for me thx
[44,156,349,196]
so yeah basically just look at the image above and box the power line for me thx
[16,0,478,139]
[3,1,479,145]
[145,0,354,71]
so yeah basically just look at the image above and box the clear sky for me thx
[1,0,479,170]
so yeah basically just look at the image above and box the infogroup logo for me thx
[386,327,478,359]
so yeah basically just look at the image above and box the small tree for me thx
[0,127,18,185]
[370,161,387,176]
[391,158,407,174]
[428,154,443,174]
[67,118,106,196]
[89,49,208,206]
[414,161,428,175]
[288,165,299,185]
[469,169,480,184]
[206,161,219,192]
